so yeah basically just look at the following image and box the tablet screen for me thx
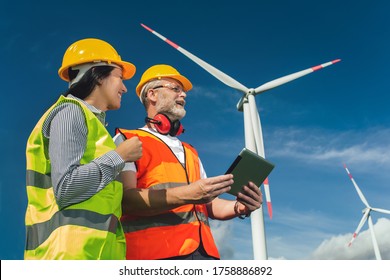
[225,148,275,196]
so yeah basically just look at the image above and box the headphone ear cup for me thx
[176,123,184,136]
[153,114,171,135]
[170,121,184,136]
[170,120,180,136]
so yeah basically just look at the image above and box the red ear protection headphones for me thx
[145,113,185,136]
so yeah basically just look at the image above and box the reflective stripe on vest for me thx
[117,128,220,260]
[122,210,209,233]
[26,170,51,189]
[25,96,125,260]
[26,209,118,250]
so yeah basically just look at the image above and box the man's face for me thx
[154,78,187,121]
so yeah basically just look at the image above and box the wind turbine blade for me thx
[343,163,370,208]
[371,207,390,215]
[141,23,249,93]
[367,215,382,260]
[254,59,340,95]
[263,177,272,219]
[348,209,369,247]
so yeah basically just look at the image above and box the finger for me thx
[244,182,262,202]
[209,174,233,184]
[237,195,260,208]
[240,185,260,201]
[237,198,261,211]
[210,185,231,198]
[205,175,233,190]
[237,189,262,209]
[212,180,234,194]
[245,181,262,196]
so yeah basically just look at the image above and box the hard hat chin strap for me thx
[69,62,121,88]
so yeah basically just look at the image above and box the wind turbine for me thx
[141,23,340,259]
[343,164,390,260]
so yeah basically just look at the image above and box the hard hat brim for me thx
[136,73,192,96]
[116,60,136,80]
[58,60,136,82]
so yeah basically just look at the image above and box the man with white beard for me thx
[115,64,263,260]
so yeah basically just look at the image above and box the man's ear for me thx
[147,88,158,103]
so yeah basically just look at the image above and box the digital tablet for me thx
[225,148,275,196]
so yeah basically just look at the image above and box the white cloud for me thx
[198,125,390,174]
[212,205,390,260]
[311,218,390,260]
[210,219,255,260]
[210,219,235,259]
[211,208,338,260]
[266,126,390,169]
[265,207,345,260]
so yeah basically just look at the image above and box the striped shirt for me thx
[42,94,125,209]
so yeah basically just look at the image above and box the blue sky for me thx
[1,0,390,260]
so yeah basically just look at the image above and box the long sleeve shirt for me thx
[42,95,125,209]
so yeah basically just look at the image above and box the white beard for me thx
[156,94,186,121]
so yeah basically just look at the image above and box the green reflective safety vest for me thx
[25,95,125,260]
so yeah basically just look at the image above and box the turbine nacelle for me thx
[362,207,371,214]
[236,89,256,111]
[248,88,256,95]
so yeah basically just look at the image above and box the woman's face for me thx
[98,67,127,111]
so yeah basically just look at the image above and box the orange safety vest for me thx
[116,128,220,260]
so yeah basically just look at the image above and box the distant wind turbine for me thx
[142,23,340,260]
[343,163,390,260]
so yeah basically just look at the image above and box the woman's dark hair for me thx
[64,66,116,99]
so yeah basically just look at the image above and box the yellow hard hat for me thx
[136,64,192,97]
[58,38,136,82]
